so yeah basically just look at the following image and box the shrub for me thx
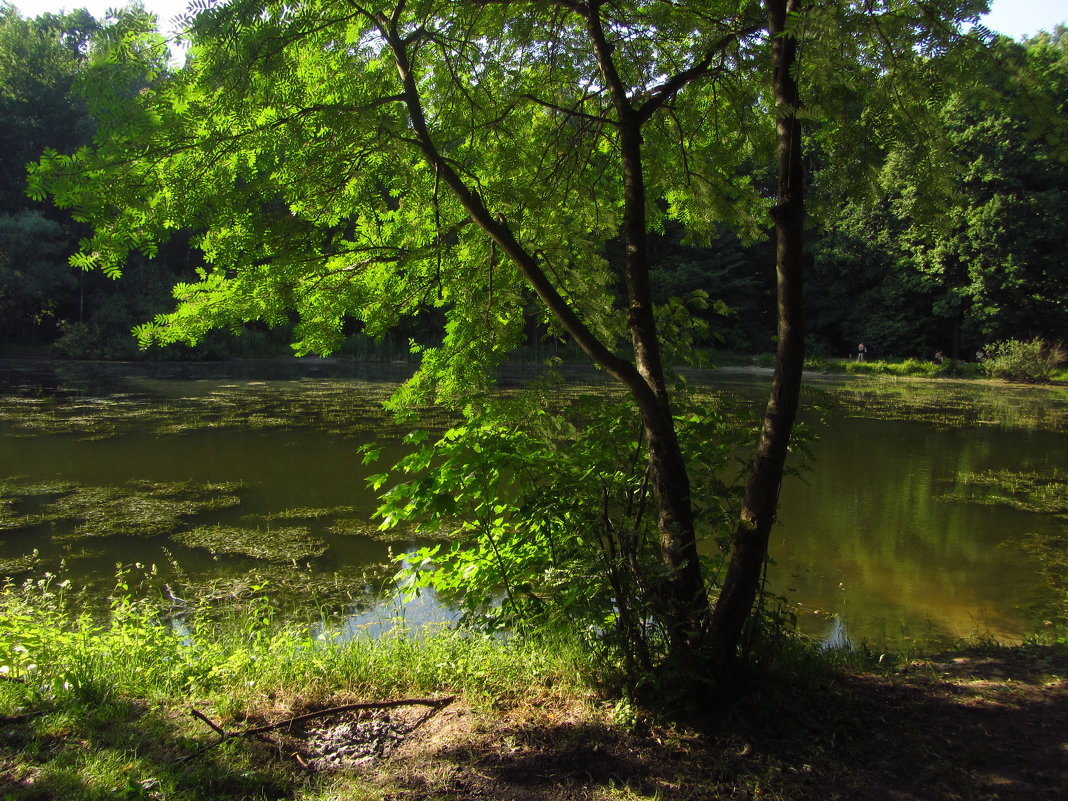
[981,338,1068,383]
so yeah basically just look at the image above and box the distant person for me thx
[934,350,945,364]
[857,342,867,362]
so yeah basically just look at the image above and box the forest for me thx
[1,2,1065,364]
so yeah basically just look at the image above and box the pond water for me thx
[1,359,1064,648]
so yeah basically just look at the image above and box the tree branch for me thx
[635,25,763,122]
[181,696,455,762]
[378,12,649,395]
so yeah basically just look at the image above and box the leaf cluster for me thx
[369,376,751,681]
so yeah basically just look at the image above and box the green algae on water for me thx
[173,525,328,562]
[0,478,79,532]
[251,506,360,523]
[940,469,1068,517]
[0,550,41,578]
[25,480,246,538]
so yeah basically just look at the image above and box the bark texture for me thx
[707,0,807,677]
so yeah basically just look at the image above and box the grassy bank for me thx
[0,575,594,800]
[1,576,1065,800]
[824,357,982,379]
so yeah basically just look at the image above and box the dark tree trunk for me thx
[596,23,708,647]
[707,0,807,678]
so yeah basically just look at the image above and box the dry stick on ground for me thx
[180,696,457,763]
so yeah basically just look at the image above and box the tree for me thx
[0,5,99,345]
[0,3,98,214]
[806,25,1068,358]
[31,0,985,692]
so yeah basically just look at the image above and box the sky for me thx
[8,0,1068,44]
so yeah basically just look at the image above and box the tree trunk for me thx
[606,35,707,647]
[707,0,806,678]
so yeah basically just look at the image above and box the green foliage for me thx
[0,210,77,341]
[0,567,590,709]
[0,5,97,212]
[0,567,593,801]
[370,376,750,684]
[981,338,1068,383]
[17,0,1005,690]
[807,28,1068,358]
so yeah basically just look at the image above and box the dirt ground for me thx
[268,643,1066,801]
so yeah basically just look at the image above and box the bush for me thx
[981,338,1068,383]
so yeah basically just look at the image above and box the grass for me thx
[0,572,598,800]
[827,357,983,379]
[2,571,1065,801]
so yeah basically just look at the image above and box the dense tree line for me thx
[2,5,1064,362]
[0,3,286,358]
[807,26,1068,360]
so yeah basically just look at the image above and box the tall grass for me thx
[0,571,592,712]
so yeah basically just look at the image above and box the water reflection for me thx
[769,383,1066,646]
[822,616,853,650]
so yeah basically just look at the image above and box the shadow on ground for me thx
[376,644,1067,801]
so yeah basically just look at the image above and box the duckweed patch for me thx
[253,505,361,523]
[0,478,79,498]
[0,479,247,538]
[0,549,41,577]
[0,376,449,440]
[940,469,1068,517]
[0,478,79,532]
[129,479,247,501]
[174,525,328,562]
[38,481,247,539]
[819,379,1068,430]
[47,487,215,538]
[328,518,381,537]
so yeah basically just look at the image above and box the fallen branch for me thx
[180,696,455,762]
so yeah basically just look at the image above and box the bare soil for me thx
[262,643,1066,800]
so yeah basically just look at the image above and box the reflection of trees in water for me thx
[773,403,1065,644]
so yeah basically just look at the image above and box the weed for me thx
[981,338,1068,383]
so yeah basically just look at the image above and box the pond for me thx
[0,359,1064,648]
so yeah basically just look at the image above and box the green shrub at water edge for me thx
[981,338,1068,383]
[834,358,980,379]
